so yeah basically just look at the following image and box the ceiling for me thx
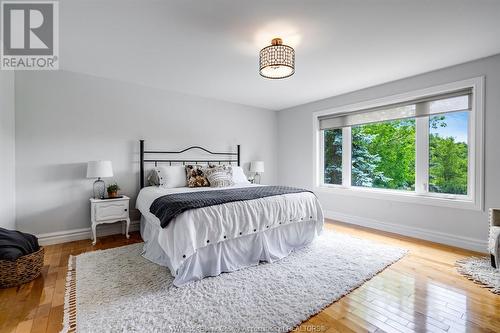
[60,0,500,110]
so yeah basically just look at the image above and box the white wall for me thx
[15,70,277,235]
[277,54,500,252]
[0,72,15,230]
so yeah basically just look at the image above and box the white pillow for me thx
[150,166,187,188]
[231,166,250,184]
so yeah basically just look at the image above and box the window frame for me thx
[313,77,484,211]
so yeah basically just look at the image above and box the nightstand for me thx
[90,196,130,245]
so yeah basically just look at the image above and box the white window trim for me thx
[312,77,484,211]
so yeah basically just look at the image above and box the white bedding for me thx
[136,184,324,285]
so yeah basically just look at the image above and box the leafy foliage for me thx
[352,119,415,190]
[107,183,120,193]
[429,134,468,194]
[324,129,342,185]
[350,130,388,187]
[323,113,468,195]
[429,113,468,195]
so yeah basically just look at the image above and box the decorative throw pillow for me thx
[147,166,187,188]
[147,169,160,186]
[185,165,210,188]
[205,165,234,188]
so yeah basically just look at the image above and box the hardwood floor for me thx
[1,220,498,333]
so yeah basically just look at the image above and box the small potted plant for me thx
[107,183,120,198]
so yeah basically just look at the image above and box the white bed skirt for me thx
[140,215,322,286]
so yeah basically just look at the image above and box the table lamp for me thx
[87,161,113,199]
[250,161,264,184]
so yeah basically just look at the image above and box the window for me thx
[315,78,483,210]
[323,128,342,185]
[351,118,415,191]
[429,111,468,195]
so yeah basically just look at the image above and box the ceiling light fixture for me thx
[259,38,295,79]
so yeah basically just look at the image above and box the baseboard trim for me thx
[37,220,141,246]
[37,213,487,252]
[325,210,488,253]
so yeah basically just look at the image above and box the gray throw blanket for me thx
[150,185,312,228]
[0,227,39,261]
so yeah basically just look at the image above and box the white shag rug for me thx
[63,231,407,333]
[456,257,500,294]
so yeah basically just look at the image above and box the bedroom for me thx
[1,0,499,332]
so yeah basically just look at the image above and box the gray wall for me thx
[0,72,15,230]
[277,54,500,251]
[15,71,278,235]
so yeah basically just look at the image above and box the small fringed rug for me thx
[456,257,500,294]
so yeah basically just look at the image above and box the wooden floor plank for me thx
[1,220,499,333]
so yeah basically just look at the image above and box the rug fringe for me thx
[455,257,500,295]
[61,255,77,333]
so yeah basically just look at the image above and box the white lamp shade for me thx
[86,160,113,178]
[250,161,265,173]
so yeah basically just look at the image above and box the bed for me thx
[136,140,324,286]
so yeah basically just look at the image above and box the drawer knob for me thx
[124,208,128,211]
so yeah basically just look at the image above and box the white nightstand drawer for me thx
[90,196,130,245]
[94,201,128,221]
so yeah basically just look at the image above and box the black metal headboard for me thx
[139,140,240,188]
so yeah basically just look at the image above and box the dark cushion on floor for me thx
[0,247,25,261]
[0,228,39,261]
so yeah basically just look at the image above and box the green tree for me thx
[429,135,468,194]
[324,129,342,184]
[351,128,389,187]
[324,113,467,195]
[352,119,415,190]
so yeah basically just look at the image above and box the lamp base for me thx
[255,172,262,184]
[93,178,105,199]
